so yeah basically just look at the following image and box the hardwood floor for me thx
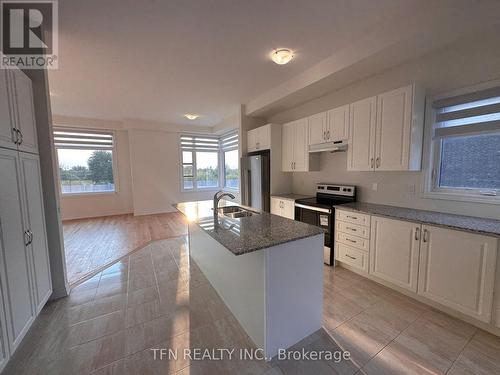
[63,212,187,285]
[4,237,500,375]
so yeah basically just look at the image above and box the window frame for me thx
[179,134,221,192]
[54,127,119,197]
[422,80,500,204]
[179,131,240,193]
[221,131,239,192]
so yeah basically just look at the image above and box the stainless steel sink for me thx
[218,206,258,218]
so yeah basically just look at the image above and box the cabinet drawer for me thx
[336,210,370,226]
[336,221,370,239]
[336,243,368,272]
[336,231,369,252]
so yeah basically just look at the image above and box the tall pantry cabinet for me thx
[0,69,52,370]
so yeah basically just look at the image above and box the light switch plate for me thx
[372,183,378,191]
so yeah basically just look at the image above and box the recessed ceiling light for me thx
[184,114,200,120]
[270,48,294,65]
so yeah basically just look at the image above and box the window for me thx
[54,128,116,195]
[180,131,239,192]
[221,131,239,190]
[180,135,220,191]
[427,83,500,201]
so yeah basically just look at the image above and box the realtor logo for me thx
[1,0,58,69]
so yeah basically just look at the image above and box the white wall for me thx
[59,130,134,220]
[267,32,500,220]
[128,129,217,215]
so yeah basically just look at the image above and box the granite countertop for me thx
[175,200,324,255]
[335,202,500,237]
[271,193,312,201]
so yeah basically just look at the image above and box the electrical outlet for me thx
[372,183,378,191]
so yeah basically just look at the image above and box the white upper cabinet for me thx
[308,112,327,145]
[347,84,424,172]
[375,85,413,171]
[11,70,38,154]
[247,124,270,152]
[0,71,17,150]
[282,119,318,172]
[369,216,421,292]
[0,69,38,154]
[293,118,308,171]
[282,122,294,172]
[308,105,349,147]
[327,104,349,142]
[417,225,497,323]
[347,96,377,171]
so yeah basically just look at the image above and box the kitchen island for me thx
[175,200,324,360]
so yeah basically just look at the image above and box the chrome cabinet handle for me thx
[415,227,420,241]
[17,129,23,145]
[346,226,357,232]
[323,130,326,140]
[345,254,356,260]
[12,128,19,144]
[370,158,374,169]
[376,157,380,168]
[29,230,33,245]
[347,215,357,220]
[24,230,30,246]
[327,130,330,139]
[423,229,429,243]
[346,238,356,244]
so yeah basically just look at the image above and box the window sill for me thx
[422,190,500,205]
[61,191,118,198]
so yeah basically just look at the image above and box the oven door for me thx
[295,204,333,265]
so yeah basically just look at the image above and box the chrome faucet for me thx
[213,190,236,212]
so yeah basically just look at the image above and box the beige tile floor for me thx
[4,236,500,374]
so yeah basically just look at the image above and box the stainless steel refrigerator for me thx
[241,150,270,212]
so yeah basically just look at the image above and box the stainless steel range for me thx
[294,183,356,265]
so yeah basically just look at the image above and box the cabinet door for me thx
[19,153,52,313]
[257,125,271,150]
[418,225,497,322]
[308,112,327,145]
[282,122,294,172]
[247,129,257,152]
[375,85,412,171]
[11,70,38,154]
[0,285,9,372]
[293,118,308,171]
[0,148,35,351]
[327,104,349,141]
[281,200,295,220]
[347,97,376,171]
[0,71,17,151]
[270,197,282,216]
[370,216,420,292]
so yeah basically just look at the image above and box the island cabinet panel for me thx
[369,216,420,292]
[187,221,323,360]
[417,225,497,323]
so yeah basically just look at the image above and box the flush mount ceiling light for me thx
[184,113,200,120]
[270,48,294,65]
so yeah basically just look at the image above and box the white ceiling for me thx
[48,0,500,127]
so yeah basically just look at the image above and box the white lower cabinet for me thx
[335,210,499,327]
[270,197,295,220]
[369,216,420,292]
[417,225,497,323]
[0,147,52,367]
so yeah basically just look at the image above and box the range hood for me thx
[309,140,348,153]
